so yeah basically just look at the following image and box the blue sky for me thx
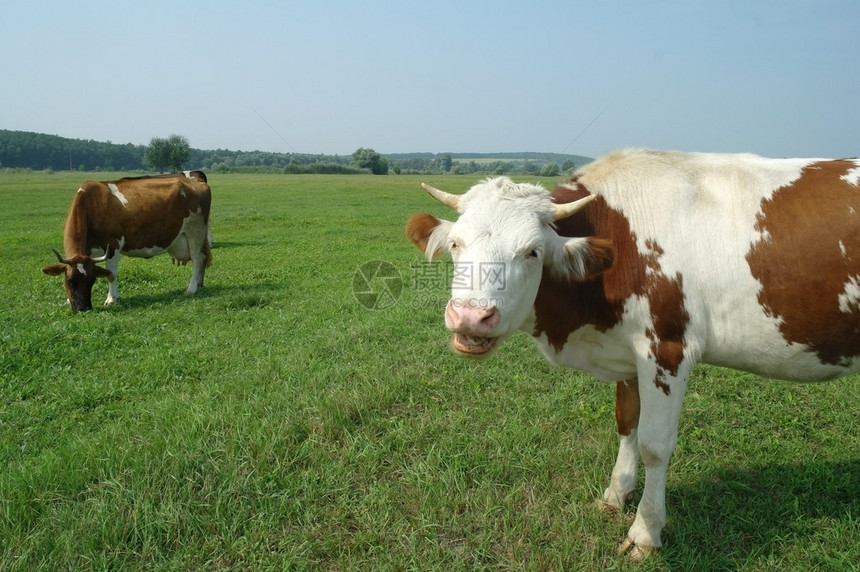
[2,0,857,158]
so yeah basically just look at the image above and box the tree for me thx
[166,134,190,171]
[522,160,539,175]
[540,162,560,177]
[440,153,453,172]
[352,147,389,175]
[144,137,169,172]
[145,134,190,172]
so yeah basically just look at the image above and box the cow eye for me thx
[526,247,542,259]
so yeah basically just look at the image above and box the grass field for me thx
[1,171,859,570]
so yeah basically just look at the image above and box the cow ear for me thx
[41,264,67,276]
[406,213,453,259]
[548,236,615,281]
[95,267,114,280]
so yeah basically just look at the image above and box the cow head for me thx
[407,177,613,357]
[41,248,113,313]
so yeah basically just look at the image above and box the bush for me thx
[540,162,560,177]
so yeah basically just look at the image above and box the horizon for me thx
[2,129,594,159]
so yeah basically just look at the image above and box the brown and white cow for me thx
[406,149,860,558]
[42,171,212,312]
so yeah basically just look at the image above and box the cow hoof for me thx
[597,490,635,516]
[597,499,621,515]
[617,538,656,561]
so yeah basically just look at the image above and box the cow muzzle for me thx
[445,300,501,357]
[70,297,94,313]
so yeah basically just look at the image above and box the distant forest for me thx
[0,129,592,176]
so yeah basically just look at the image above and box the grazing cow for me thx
[42,171,212,312]
[406,149,860,558]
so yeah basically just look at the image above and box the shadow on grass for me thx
[662,458,860,565]
[101,281,291,312]
[207,239,266,250]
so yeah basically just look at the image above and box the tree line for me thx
[0,129,590,175]
[0,130,146,172]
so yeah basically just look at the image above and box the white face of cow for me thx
[407,177,603,356]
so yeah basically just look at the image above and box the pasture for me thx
[1,170,858,570]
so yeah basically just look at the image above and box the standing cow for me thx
[42,171,212,312]
[406,149,860,558]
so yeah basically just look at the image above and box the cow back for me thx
[63,174,211,257]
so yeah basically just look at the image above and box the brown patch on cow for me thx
[534,180,690,393]
[747,160,860,368]
[615,379,640,436]
[641,248,688,395]
[535,183,626,345]
[406,213,441,254]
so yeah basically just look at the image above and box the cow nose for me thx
[478,306,500,329]
[446,301,500,334]
[71,300,92,313]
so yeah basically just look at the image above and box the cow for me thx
[41,170,212,313]
[405,149,860,559]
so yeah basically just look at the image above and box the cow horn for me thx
[51,248,71,265]
[552,193,597,221]
[421,183,460,211]
[92,246,112,263]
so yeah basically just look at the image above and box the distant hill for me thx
[0,129,592,174]
[386,151,593,165]
[384,151,592,176]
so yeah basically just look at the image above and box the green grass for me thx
[1,171,858,570]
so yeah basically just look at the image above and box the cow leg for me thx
[600,379,640,513]
[619,356,692,560]
[103,252,120,306]
[186,233,207,295]
[188,258,205,293]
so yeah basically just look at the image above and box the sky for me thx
[2,0,858,159]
